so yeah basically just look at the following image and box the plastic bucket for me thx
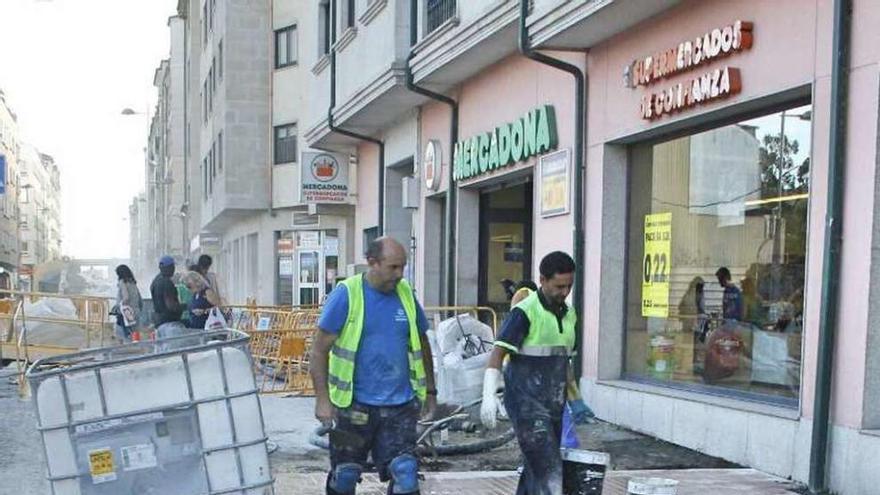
[561,448,610,495]
[627,477,679,495]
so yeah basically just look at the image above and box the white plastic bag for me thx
[204,307,227,331]
[120,304,137,328]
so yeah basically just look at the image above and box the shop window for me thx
[276,232,295,305]
[624,104,811,406]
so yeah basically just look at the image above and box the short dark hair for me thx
[539,251,576,279]
[716,267,731,280]
[197,255,213,270]
[365,238,385,261]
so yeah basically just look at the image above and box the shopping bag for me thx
[120,304,137,328]
[204,307,228,331]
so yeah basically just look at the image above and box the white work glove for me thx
[480,368,503,429]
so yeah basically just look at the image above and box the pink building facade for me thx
[309,0,880,491]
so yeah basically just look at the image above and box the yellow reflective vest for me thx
[496,289,576,357]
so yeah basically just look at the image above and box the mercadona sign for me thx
[453,105,558,182]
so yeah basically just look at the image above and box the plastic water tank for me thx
[27,330,274,495]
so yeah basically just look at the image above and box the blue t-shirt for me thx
[318,279,429,406]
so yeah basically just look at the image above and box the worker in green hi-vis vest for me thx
[480,251,593,495]
[311,237,437,495]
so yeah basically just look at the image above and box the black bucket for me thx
[561,448,611,495]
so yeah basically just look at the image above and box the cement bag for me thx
[435,314,494,357]
[437,351,491,406]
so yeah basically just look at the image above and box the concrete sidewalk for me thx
[276,468,803,494]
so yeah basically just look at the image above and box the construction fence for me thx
[231,304,497,396]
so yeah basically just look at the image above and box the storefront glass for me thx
[478,183,533,319]
[624,104,811,405]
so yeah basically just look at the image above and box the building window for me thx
[275,25,298,68]
[202,157,208,199]
[210,145,216,178]
[202,1,208,45]
[623,103,812,407]
[274,123,298,164]
[217,131,223,171]
[208,0,214,33]
[211,58,217,91]
[426,0,456,34]
[218,40,223,80]
[344,0,355,28]
[319,0,331,55]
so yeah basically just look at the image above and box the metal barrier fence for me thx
[0,290,115,395]
[231,307,321,395]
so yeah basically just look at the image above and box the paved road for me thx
[0,368,49,495]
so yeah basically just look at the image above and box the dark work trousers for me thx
[329,398,421,487]
[504,355,568,495]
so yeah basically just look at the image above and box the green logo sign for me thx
[453,105,558,182]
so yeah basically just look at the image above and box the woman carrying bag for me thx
[182,271,222,330]
[114,264,143,343]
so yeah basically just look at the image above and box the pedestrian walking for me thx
[310,237,437,495]
[150,256,187,341]
[114,264,142,343]
[481,251,593,495]
[196,254,225,305]
[182,270,221,329]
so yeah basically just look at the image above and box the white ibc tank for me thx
[27,330,274,495]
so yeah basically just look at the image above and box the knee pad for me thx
[388,454,419,494]
[328,463,362,494]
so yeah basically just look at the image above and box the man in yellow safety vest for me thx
[311,237,437,495]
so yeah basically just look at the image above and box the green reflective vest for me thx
[498,290,576,357]
[327,274,427,408]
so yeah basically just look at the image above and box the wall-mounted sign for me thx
[453,105,558,182]
[539,149,571,217]
[625,21,752,120]
[424,140,441,190]
[641,212,672,318]
[301,151,350,203]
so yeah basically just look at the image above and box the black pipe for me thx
[406,0,459,306]
[518,0,586,378]
[328,0,386,235]
[809,0,850,492]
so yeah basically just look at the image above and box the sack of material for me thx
[435,314,494,357]
[437,351,492,406]
[204,307,228,331]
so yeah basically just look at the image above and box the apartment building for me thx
[304,1,880,493]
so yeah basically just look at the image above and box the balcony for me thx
[528,0,681,48]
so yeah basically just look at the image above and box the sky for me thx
[0,0,178,259]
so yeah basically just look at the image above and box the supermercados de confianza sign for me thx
[453,105,558,182]
[301,151,350,203]
[625,21,753,120]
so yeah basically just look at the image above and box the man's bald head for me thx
[365,237,407,293]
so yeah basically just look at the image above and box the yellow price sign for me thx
[642,212,672,318]
[88,448,117,484]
